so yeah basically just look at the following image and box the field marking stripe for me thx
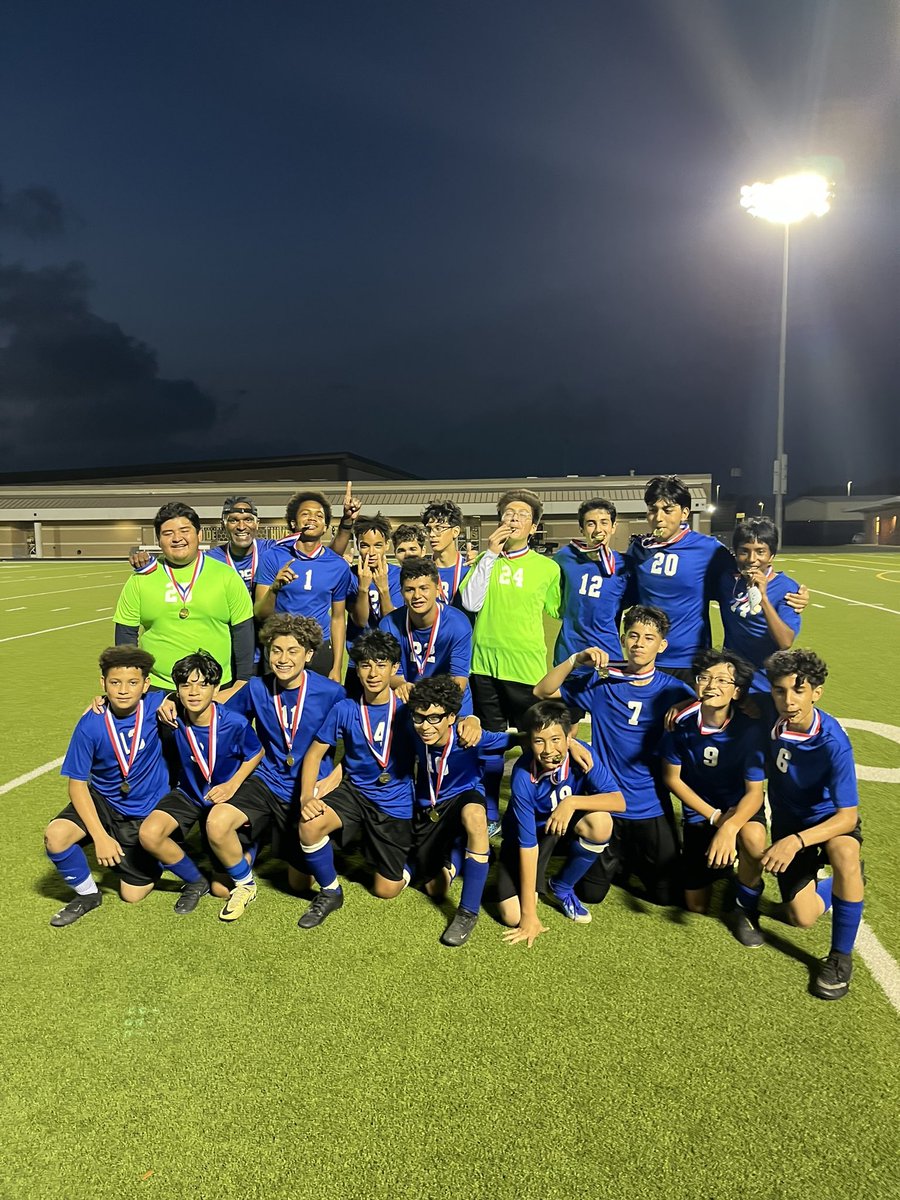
[0,757,64,796]
[793,558,900,574]
[812,589,900,616]
[0,615,111,643]
[0,581,124,601]
[857,921,900,1015]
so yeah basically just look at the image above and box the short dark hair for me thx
[691,648,755,696]
[98,646,155,678]
[409,675,464,718]
[765,648,828,690]
[399,557,441,588]
[644,476,692,513]
[422,500,463,529]
[577,497,617,527]
[349,629,401,666]
[285,491,331,532]
[258,613,323,653]
[154,502,201,537]
[172,650,223,687]
[622,604,670,636]
[222,496,257,519]
[733,517,779,555]
[393,523,426,548]
[354,514,392,544]
[497,488,542,524]
[521,700,573,737]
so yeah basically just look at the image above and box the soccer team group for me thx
[42,476,866,999]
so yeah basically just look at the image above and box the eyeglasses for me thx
[501,509,532,523]
[424,523,451,535]
[410,712,449,726]
[696,673,737,687]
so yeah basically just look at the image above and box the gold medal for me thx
[428,806,441,823]
[285,753,295,767]
[120,781,131,796]
[377,771,391,786]
[179,606,190,619]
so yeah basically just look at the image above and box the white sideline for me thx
[0,615,111,644]
[0,757,64,796]
[0,581,124,602]
[811,589,900,617]
[857,922,900,1015]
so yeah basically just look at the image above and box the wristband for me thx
[794,831,805,849]
[568,653,578,667]
[709,809,721,827]
[339,519,354,530]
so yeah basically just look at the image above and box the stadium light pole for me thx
[740,172,832,534]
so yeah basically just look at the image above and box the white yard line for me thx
[857,922,900,1016]
[792,557,900,574]
[0,757,64,796]
[811,589,900,616]
[0,615,111,644]
[0,581,124,602]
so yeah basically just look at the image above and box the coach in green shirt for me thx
[114,502,255,695]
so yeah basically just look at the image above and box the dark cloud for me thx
[0,183,72,239]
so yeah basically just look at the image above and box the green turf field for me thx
[2,553,899,1200]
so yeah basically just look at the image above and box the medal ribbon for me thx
[501,545,530,560]
[291,540,324,560]
[406,607,441,677]
[162,552,205,608]
[570,540,616,576]
[439,554,464,604]
[184,703,218,785]
[640,524,690,550]
[530,752,571,787]
[426,726,455,809]
[104,700,144,783]
[274,675,307,758]
[772,709,822,743]
[607,664,656,685]
[225,539,259,585]
[360,691,396,770]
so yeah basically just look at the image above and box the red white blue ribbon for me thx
[360,691,396,770]
[162,552,205,608]
[184,703,219,788]
[104,700,144,783]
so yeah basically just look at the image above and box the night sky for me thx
[1,1,897,494]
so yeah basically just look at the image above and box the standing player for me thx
[392,524,428,562]
[460,489,561,825]
[535,606,694,906]
[114,502,254,696]
[138,651,264,914]
[344,516,404,696]
[254,491,351,681]
[553,497,629,665]
[748,650,864,1000]
[207,496,279,593]
[43,647,169,925]
[659,649,767,920]
[423,500,467,605]
[498,701,625,947]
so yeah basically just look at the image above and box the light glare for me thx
[740,172,832,224]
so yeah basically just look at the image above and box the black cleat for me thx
[730,909,764,949]
[440,907,479,947]
[174,878,211,915]
[50,892,102,927]
[812,950,853,1001]
[297,887,343,929]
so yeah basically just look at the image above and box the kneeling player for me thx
[659,650,766,925]
[296,630,417,929]
[498,701,625,947]
[44,648,169,926]
[139,651,264,915]
[407,676,508,947]
[747,649,864,1000]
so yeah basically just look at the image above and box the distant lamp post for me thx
[740,171,832,534]
[847,480,853,498]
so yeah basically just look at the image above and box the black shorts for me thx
[470,675,537,732]
[54,787,162,887]
[154,789,208,839]
[772,818,863,904]
[680,804,767,891]
[323,779,412,882]
[495,827,574,902]
[409,788,487,883]
[229,775,303,869]
[577,813,680,906]
[307,639,334,678]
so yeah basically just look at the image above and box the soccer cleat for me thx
[440,907,479,947]
[487,819,502,840]
[50,891,102,927]
[297,887,344,930]
[548,878,592,924]
[174,878,211,915]
[219,881,258,923]
[812,950,853,1001]
[730,909,764,949]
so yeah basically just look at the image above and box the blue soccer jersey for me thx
[378,604,474,708]
[171,704,263,809]
[562,668,694,819]
[207,537,279,594]
[346,564,404,647]
[436,556,467,608]
[225,672,344,805]
[316,696,416,817]
[624,530,735,668]
[61,692,170,819]
[502,745,620,849]
[414,728,510,810]
[553,544,630,662]
[767,709,859,832]
[257,541,351,640]
[719,569,802,693]
[659,703,766,825]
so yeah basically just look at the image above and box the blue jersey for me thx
[436,557,467,609]
[207,537,279,594]
[413,728,510,810]
[316,696,416,817]
[562,669,694,819]
[61,692,169,819]
[767,709,859,832]
[503,744,620,849]
[172,704,263,809]
[378,604,473,714]
[346,564,404,647]
[659,704,766,825]
[553,544,629,662]
[225,672,344,805]
[624,530,734,668]
[257,541,351,640]
[719,570,802,693]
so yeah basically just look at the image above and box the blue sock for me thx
[225,857,254,888]
[831,897,864,955]
[459,851,490,914]
[47,845,96,894]
[167,854,203,884]
[246,841,259,867]
[735,880,763,916]
[479,749,505,822]
[554,837,607,891]
[816,875,833,914]
[303,837,340,892]
[447,839,465,882]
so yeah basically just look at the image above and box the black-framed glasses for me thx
[696,673,737,687]
[410,712,449,726]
